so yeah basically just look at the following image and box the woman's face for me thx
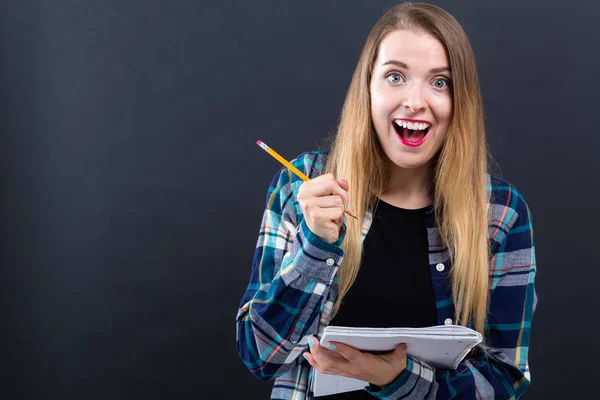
[370,29,453,172]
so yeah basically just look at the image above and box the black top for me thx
[315,199,437,399]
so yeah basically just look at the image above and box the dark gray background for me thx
[1,0,598,399]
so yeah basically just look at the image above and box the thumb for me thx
[395,343,408,357]
[338,178,350,192]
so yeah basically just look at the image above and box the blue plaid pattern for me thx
[236,152,537,399]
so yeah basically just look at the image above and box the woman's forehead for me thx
[374,29,449,70]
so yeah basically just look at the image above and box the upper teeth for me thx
[394,120,430,130]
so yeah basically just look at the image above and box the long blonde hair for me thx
[324,3,489,334]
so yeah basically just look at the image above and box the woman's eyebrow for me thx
[429,66,451,74]
[381,59,451,74]
[382,60,410,69]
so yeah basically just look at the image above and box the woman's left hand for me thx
[303,336,408,387]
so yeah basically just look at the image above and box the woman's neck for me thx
[379,163,433,210]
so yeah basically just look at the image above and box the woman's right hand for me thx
[297,173,350,244]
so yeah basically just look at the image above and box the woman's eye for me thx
[386,73,404,84]
[433,78,450,89]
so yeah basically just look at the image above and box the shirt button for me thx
[444,318,453,325]
[436,263,445,272]
[325,258,335,266]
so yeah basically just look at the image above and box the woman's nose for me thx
[401,83,426,113]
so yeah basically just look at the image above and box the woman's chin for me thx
[387,154,433,171]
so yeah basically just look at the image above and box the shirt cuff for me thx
[289,219,345,284]
[365,357,435,399]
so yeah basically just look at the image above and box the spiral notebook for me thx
[312,325,482,397]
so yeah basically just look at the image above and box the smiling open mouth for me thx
[393,120,430,147]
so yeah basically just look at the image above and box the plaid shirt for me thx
[236,151,537,399]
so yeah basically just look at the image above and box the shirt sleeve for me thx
[236,162,345,381]
[366,190,537,399]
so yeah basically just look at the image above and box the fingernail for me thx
[346,203,350,210]
[308,338,315,347]
[328,343,337,350]
[343,216,347,223]
[303,353,309,361]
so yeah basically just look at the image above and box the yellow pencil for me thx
[256,140,358,220]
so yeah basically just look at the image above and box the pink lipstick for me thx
[393,118,431,147]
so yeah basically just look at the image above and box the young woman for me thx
[236,3,537,399]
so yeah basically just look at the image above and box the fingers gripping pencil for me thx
[256,140,358,220]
